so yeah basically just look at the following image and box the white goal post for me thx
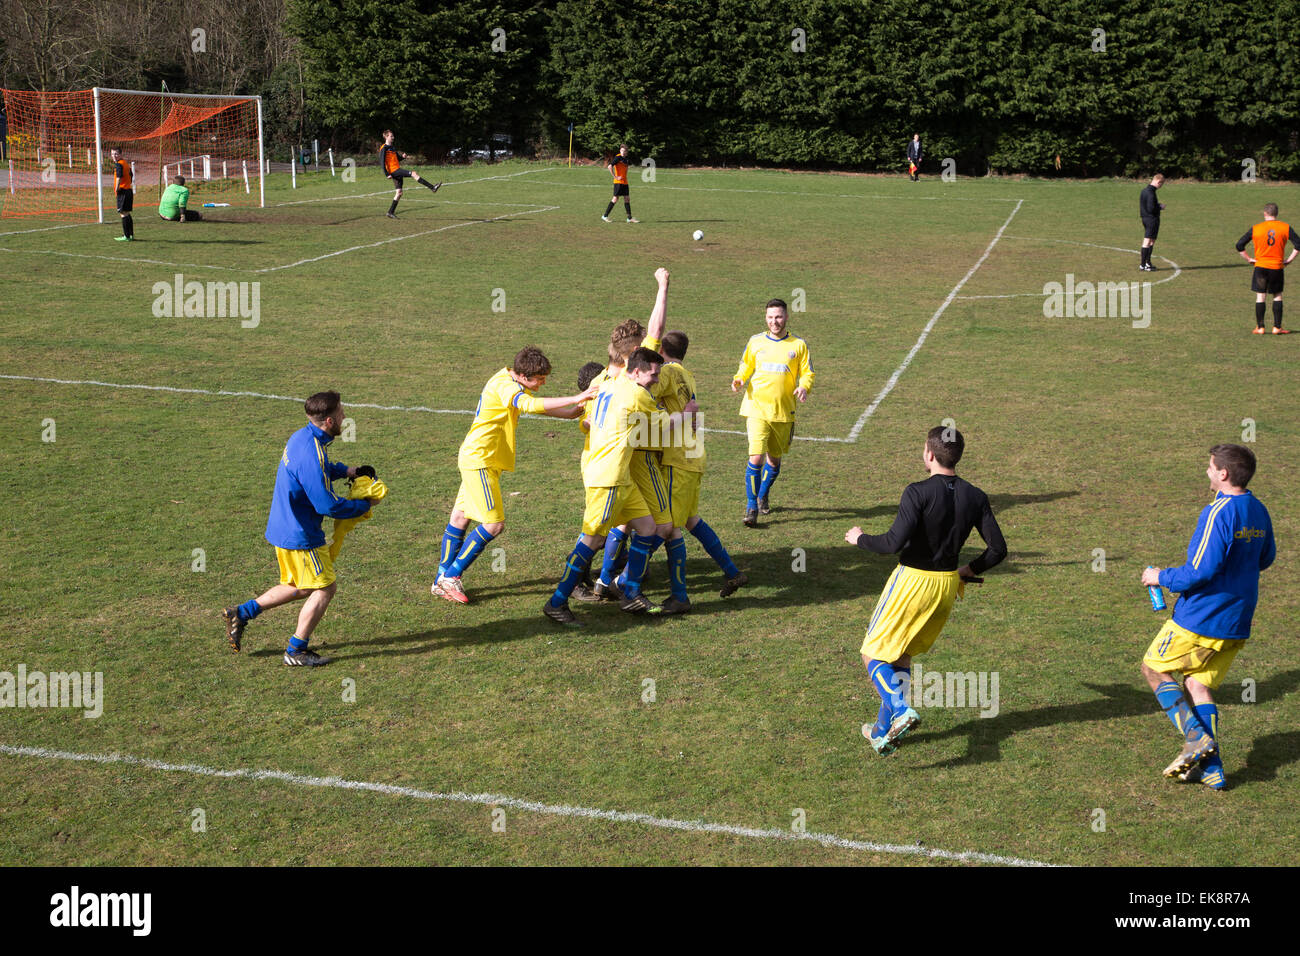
[91,87,264,223]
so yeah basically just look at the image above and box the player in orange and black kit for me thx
[602,144,637,223]
[110,148,134,241]
[380,129,441,219]
[1235,202,1297,334]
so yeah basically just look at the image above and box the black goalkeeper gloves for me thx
[355,465,377,480]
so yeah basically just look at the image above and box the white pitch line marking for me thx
[0,743,1056,866]
[254,204,558,274]
[271,167,551,206]
[518,177,1024,204]
[0,247,246,272]
[0,374,474,416]
[0,221,96,238]
[847,199,1025,442]
[0,374,852,443]
[953,236,1182,298]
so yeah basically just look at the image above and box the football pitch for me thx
[1,162,1297,866]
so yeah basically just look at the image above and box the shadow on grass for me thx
[987,490,1080,512]
[906,668,1300,781]
[287,487,1082,659]
[1237,732,1300,784]
[908,681,1157,769]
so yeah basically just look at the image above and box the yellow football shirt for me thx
[734,332,814,422]
[658,361,705,472]
[583,374,661,488]
[579,365,614,471]
[458,367,547,472]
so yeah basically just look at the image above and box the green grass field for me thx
[1,162,1297,866]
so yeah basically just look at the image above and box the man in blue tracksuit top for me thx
[1139,444,1275,789]
[221,391,378,666]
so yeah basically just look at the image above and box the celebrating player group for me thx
[214,158,1278,794]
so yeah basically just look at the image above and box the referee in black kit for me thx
[1139,173,1165,271]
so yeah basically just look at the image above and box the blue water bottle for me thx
[1146,567,1166,612]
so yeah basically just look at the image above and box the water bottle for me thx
[1147,567,1166,612]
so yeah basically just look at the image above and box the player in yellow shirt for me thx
[603,269,745,611]
[649,328,749,608]
[433,347,596,603]
[544,347,691,624]
[571,360,611,603]
[593,273,684,601]
[732,298,815,526]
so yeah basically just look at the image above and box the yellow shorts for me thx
[454,468,505,524]
[630,450,672,524]
[860,565,963,662]
[1143,620,1243,691]
[663,466,702,525]
[582,484,651,537]
[275,545,335,590]
[746,417,794,459]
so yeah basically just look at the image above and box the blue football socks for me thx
[621,534,658,598]
[448,525,496,577]
[665,537,688,601]
[758,461,780,498]
[1195,702,1225,779]
[237,599,262,622]
[550,540,596,607]
[868,660,910,723]
[1155,680,1206,740]
[744,461,761,509]
[688,519,739,578]
[439,523,466,576]
[600,528,628,586]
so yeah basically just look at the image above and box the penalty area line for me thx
[253,204,559,273]
[270,167,553,207]
[847,198,1024,442]
[0,743,1056,867]
[0,374,854,442]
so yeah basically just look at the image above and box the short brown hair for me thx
[173,175,186,186]
[627,347,663,373]
[1152,172,1165,182]
[513,345,551,380]
[766,298,788,312]
[1264,202,1279,217]
[305,390,342,421]
[660,330,689,361]
[610,318,645,363]
[578,361,604,390]
[926,425,964,468]
[1210,443,1256,488]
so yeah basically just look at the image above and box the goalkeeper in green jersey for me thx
[158,175,202,222]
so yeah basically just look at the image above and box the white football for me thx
[692,230,704,241]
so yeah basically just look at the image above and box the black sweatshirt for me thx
[856,473,1007,575]
[1139,184,1161,220]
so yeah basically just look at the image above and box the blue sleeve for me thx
[1260,523,1276,572]
[1160,509,1230,594]
[295,444,370,520]
[328,459,349,481]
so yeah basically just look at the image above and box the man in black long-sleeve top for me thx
[1139,173,1165,271]
[845,425,1007,755]
[906,133,923,181]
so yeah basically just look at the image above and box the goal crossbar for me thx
[2,87,264,222]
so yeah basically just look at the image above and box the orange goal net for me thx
[1,87,263,221]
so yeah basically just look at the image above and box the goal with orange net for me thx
[1,87,263,222]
